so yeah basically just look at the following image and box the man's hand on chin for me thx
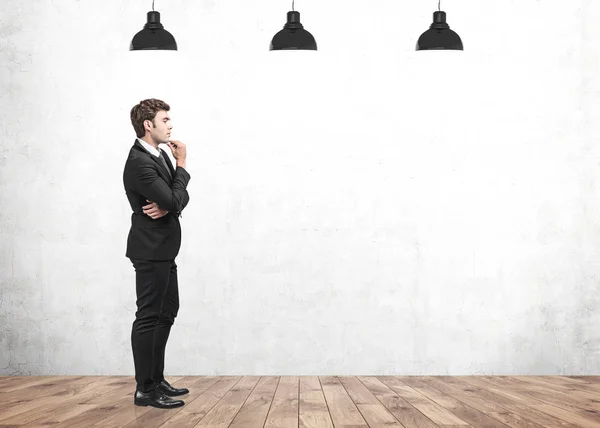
[143,199,169,219]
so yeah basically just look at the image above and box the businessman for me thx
[123,98,191,409]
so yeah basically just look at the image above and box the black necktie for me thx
[158,150,173,180]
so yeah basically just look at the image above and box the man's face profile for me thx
[145,110,172,144]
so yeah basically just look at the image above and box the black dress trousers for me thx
[130,258,179,392]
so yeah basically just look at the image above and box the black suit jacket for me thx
[123,139,191,260]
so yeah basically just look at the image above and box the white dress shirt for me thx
[137,138,160,158]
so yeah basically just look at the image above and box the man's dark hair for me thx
[130,98,170,138]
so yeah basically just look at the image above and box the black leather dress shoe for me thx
[134,390,185,409]
[157,379,190,397]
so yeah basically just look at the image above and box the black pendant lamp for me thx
[270,0,317,51]
[130,0,177,51]
[416,1,463,51]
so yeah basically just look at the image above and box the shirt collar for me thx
[137,138,160,157]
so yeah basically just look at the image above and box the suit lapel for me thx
[133,139,172,182]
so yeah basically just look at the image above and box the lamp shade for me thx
[130,11,177,51]
[416,11,463,51]
[270,11,317,51]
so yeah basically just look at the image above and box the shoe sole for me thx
[134,400,185,409]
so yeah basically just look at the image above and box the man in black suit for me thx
[123,98,191,409]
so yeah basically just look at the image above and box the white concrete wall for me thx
[1,0,600,376]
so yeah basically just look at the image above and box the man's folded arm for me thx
[126,161,190,214]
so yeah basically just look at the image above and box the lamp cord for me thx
[292,0,295,11]
[438,0,441,11]
[152,0,155,11]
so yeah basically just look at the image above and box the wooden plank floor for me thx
[1,376,600,427]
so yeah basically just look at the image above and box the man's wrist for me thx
[176,160,187,169]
